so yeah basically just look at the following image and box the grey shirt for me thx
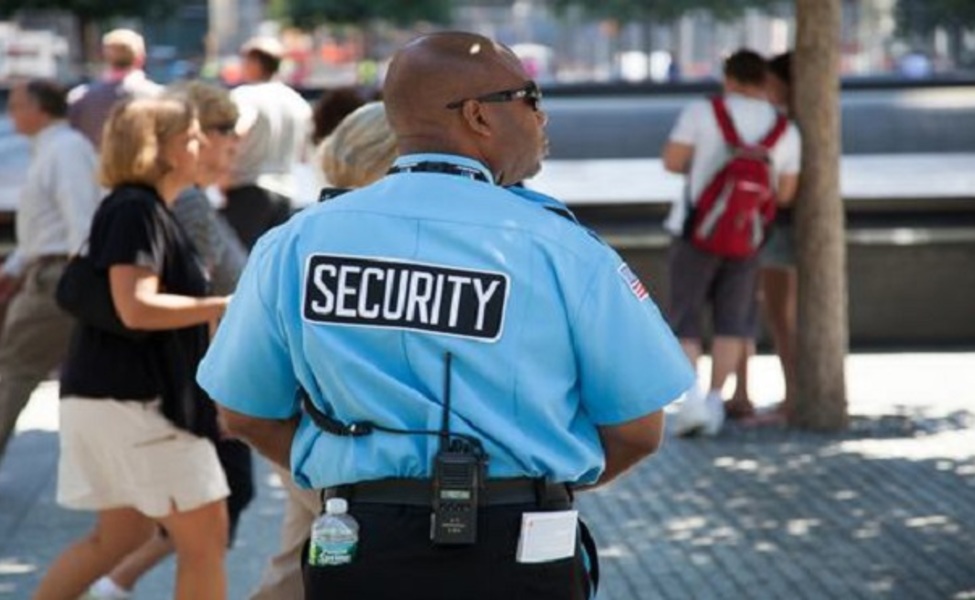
[171,187,247,295]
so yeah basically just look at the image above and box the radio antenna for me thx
[440,352,452,452]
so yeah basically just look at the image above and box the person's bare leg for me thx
[104,531,175,593]
[727,340,756,418]
[762,267,798,417]
[33,508,155,600]
[679,338,702,368]
[710,336,747,396]
[159,499,229,600]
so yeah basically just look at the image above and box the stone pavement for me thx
[1,352,974,599]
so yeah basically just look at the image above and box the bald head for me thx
[383,31,548,185]
[385,32,523,146]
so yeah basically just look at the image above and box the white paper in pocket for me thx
[515,510,578,563]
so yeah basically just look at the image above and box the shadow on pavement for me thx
[2,412,974,599]
[578,414,975,600]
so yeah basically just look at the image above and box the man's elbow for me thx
[629,427,664,458]
[662,156,686,174]
[218,406,267,441]
[602,412,666,460]
[662,143,692,174]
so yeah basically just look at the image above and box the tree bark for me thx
[792,0,849,430]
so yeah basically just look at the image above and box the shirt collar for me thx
[32,120,69,148]
[392,153,495,185]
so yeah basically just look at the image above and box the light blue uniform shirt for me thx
[198,153,694,489]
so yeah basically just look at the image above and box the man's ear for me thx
[460,101,492,137]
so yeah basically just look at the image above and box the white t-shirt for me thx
[664,93,801,234]
[230,81,313,199]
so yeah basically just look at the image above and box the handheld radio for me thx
[430,353,485,545]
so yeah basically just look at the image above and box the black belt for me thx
[323,477,572,509]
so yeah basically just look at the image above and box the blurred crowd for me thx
[2,26,394,600]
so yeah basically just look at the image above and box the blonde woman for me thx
[85,82,254,600]
[34,97,230,600]
[319,100,398,189]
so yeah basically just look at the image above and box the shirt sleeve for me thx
[668,101,705,145]
[570,253,695,426]
[51,137,100,255]
[90,195,164,274]
[196,235,300,419]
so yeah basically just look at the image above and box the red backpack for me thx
[685,96,789,259]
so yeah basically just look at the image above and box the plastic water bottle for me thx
[308,498,359,566]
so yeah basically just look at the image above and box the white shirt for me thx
[3,121,101,276]
[664,93,801,234]
[230,80,313,199]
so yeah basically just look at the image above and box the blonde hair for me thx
[99,97,196,189]
[166,80,238,129]
[320,102,397,188]
[102,28,146,69]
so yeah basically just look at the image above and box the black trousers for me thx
[303,503,597,600]
[215,438,254,544]
[223,184,292,250]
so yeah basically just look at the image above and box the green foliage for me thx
[894,0,975,36]
[0,0,178,21]
[276,0,452,30]
[550,0,779,23]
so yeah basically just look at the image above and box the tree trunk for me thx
[791,0,848,431]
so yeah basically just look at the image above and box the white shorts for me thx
[57,397,230,518]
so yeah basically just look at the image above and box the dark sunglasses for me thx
[445,81,542,112]
[205,123,237,136]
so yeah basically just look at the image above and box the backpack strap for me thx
[710,95,742,148]
[759,112,790,150]
[712,95,790,151]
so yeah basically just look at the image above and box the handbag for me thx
[55,248,148,340]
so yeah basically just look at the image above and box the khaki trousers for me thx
[0,259,74,463]
[249,462,321,600]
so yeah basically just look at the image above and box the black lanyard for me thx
[388,161,491,183]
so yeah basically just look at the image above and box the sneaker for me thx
[701,390,726,436]
[83,577,132,600]
[672,388,724,437]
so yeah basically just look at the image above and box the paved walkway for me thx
[1,352,974,599]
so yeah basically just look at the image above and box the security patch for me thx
[303,254,509,341]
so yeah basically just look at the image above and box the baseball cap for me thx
[240,36,285,60]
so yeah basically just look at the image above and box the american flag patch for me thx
[617,264,649,301]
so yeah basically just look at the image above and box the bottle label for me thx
[308,539,358,567]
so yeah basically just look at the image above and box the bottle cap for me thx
[325,497,348,514]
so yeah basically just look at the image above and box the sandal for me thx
[724,398,756,420]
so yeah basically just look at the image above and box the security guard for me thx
[198,31,694,600]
